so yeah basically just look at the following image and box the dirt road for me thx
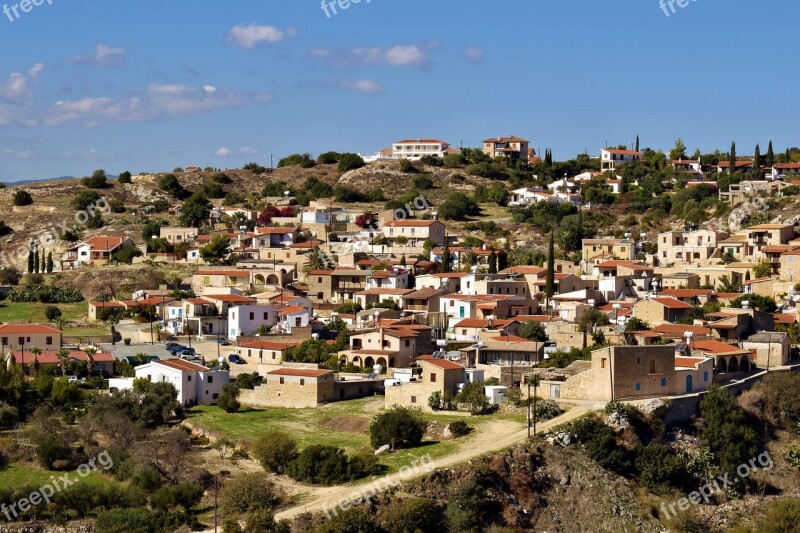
[274,404,598,521]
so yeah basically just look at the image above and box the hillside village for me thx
[2,136,800,531]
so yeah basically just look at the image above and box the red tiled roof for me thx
[276,306,308,316]
[603,149,641,156]
[453,318,517,329]
[0,323,61,334]
[417,355,464,370]
[268,368,333,378]
[238,341,297,351]
[83,236,127,251]
[652,298,693,310]
[675,357,706,368]
[653,324,711,335]
[194,269,249,277]
[384,220,439,228]
[692,340,747,354]
[255,227,296,235]
[660,289,714,298]
[203,294,257,303]
[156,359,210,372]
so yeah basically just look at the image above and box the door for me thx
[686,375,693,393]
[550,385,561,399]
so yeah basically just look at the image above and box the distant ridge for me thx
[1,175,120,186]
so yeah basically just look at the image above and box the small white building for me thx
[109,359,229,406]
[227,304,280,339]
[485,385,508,405]
[274,305,311,334]
[601,148,641,172]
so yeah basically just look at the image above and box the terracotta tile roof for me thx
[651,298,694,310]
[417,355,464,370]
[10,349,114,364]
[276,305,308,316]
[268,368,333,378]
[692,340,747,355]
[238,340,297,351]
[156,359,210,372]
[0,323,62,334]
[384,220,439,228]
[255,227,296,235]
[357,288,414,296]
[194,269,249,277]
[483,135,530,143]
[603,149,641,156]
[83,236,127,251]
[203,294,257,303]
[653,324,711,335]
[675,357,707,368]
[660,289,714,298]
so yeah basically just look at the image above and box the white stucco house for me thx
[109,359,230,406]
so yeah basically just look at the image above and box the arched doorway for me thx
[389,357,396,367]
[267,274,280,285]
[729,357,739,373]
[741,357,751,372]
[364,356,375,369]
[686,375,693,393]
[377,358,387,371]
[717,357,728,373]
[253,274,266,284]
[352,356,362,367]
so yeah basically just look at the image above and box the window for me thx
[411,396,417,404]
[188,375,192,382]
[280,377,285,385]
[635,383,641,392]
[264,312,268,320]
[272,352,276,359]
[300,379,305,386]
[649,360,656,373]
[601,358,607,369]
[405,340,410,347]
[249,312,254,320]
[660,378,667,387]
[213,393,219,400]
[430,373,436,383]
[46,336,53,345]
[704,371,708,382]
[0,337,6,345]
[295,317,302,327]
[317,277,322,283]
[208,376,213,383]
[17,337,23,345]
[636,357,641,364]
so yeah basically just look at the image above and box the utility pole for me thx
[214,474,218,533]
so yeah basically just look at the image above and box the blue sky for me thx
[0,0,796,182]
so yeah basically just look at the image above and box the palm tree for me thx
[53,317,68,331]
[55,348,71,377]
[30,346,41,377]
[461,250,478,271]
[303,247,336,276]
[83,347,97,376]
[133,352,149,366]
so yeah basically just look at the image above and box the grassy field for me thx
[0,301,88,323]
[63,326,109,337]
[187,397,486,473]
[0,462,117,489]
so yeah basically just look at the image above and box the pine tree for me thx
[729,142,736,174]
[635,135,640,152]
[766,141,775,168]
[488,252,498,274]
[545,232,555,307]
[46,252,54,274]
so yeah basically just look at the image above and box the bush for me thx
[413,174,435,190]
[533,399,563,421]
[13,190,33,206]
[379,498,443,533]
[82,169,109,189]
[252,432,298,474]
[8,283,84,303]
[369,406,426,449]
[72,190,103,210]
[117,171,132,184]
[95,507,156,533]
[317,151,340,164]
[337,153,365,172]
[572,415,631,474]
[438,192,481,221]
[316,509,380,533]
[448,420,471,438]
[217,383,241,413]
[44,305,62,321]
[112,247,143,264]
[0,267,22,285]
[399,159,416,173]
[286,445,355,485]
[212,172,232,184]
[218,473,283,516]
[278,153,315,168]
[635,443,691,494]
[159,174,189,199]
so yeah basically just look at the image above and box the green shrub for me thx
[337,153,365,172]
[117,171,132,184]
[448,420,471,438]
[286,445,352,485]
[399,159,415,173]
[369,406,426,449]
[635,443,691,494]
[379,498,443,533]
[13,190,33,206]
[252,432,298,474]
[95,507,156,533]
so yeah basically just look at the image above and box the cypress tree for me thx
[40,249,46,274]
[488,252,498,274]
[545,232,555,306]
[33,248,39,273]
[635,135,640,152]
[753,144,761,177]
[441,238,450,274]
[729,142,736,174]
[786,148,791,164]
[27,247,34,274]
[399,254,406,266]
[497,250,507,271]
[46,252,54,274]
[766,141,775,168]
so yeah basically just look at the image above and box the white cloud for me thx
[317,42,439,69]
[336,79,383,94]
[238,146,259,155]
[43,84,273,127]
[227,24,293,49]
[0,65,41,126]
[215,147,232,158]
[4,149,34,160]
[464,48,484,62]
[71,44,126,68]
[28,63,44,79]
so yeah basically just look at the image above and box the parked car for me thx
[180,353,202,362]
[67,376,86,383]
[164,341,180,350]
[217,338,232,346]
[227,354,246,364]
[168,344,187,355]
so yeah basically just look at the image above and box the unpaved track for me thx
[274,404,597,521]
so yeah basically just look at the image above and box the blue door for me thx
[686,375,693,393]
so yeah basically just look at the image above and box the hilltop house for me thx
[63,236,136,267]
[601,148,641,172]
[482,136,531,163]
